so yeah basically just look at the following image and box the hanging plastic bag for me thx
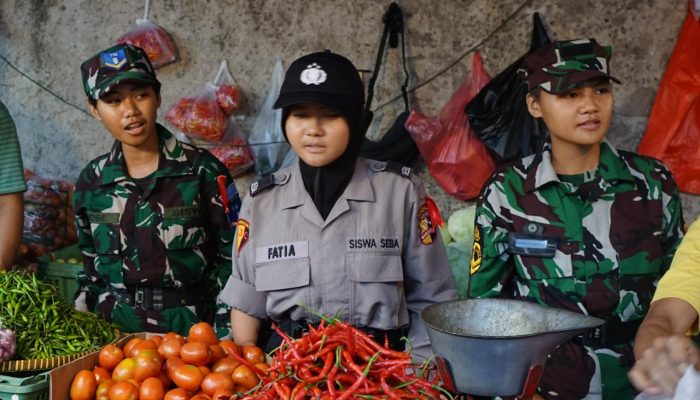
[165,82,228,142]
[638,1,700,194]
[464,13,552,163]
[208,116,255,177]
[213,60,241,115]
[165,61,242,143]
[405,52,494,200]
[22,170,77,257]
[248,59,292,176]
[360,2,421,166]
[115,0,178,69]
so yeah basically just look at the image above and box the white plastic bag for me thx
[248,59,292,176]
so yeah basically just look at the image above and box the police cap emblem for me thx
[300,63,327,86]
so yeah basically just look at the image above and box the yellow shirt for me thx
[653,217,700,333]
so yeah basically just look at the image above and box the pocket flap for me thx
[255,259,310,291]
[346,254,403,282]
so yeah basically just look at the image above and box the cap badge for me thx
[101,49,127,70]
[300,63,327,86]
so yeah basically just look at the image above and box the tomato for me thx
[171,364,204,392]
[188,322,218,346]
[189,394,211,400]
[123,338,143,358]
[211,388,234,400]
[231,364,259,390]
[139,376,165,400]
[112,358,136,381]
[180,342,211,366]
[164,387,190,400]
[200,372,234,396]
[158,338,183,360]
[163,332,186,344]
[108,380,139,400]
[232,385,248,394]
[211,357,240,375]
[70,369,97,400]
[132,339,159,357]
[217,340,240,357]
[209,344,225,363]
[254,362,270,373]
[158,371,171,390]
[198,366,211,376]
[93,366,111,383]
[95,379,114,400]
[99,344,124,370]
[241,344,265,364]
[150,335,163,347]
[134,349,163,382]
[165,357,185,381]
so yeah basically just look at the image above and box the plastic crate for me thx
[0,372,49,400]
[37,244,83,304]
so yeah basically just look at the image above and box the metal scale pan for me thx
[422,298,604,398]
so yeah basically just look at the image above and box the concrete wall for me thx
[1,0,698,222]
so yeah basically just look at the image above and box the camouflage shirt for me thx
[470,141,684,399]
[72,125,238,337]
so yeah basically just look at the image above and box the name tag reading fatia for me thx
[256,241,309,263]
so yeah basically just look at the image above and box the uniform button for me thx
[181,299,186,305]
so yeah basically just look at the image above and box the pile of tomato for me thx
[69,322,268,400]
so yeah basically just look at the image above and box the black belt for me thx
[110,286,204,311]
[577,318,642,347]
[270,318,407,352]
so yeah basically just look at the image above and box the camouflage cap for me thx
[80,44,160,100]
[520,38,621,94]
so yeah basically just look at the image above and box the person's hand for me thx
[629,335,700,395]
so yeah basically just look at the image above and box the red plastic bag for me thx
[638,0,700,194]
[405,52,494,200]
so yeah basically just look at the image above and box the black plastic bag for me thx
[360,2,420,166]
[465,13,552,163]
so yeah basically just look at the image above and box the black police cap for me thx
[273,50,365,111]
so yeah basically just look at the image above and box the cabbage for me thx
[447,206,476,244]
[438,224,452,244]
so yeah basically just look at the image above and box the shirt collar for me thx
[524,140,635,193]
[100,124,194,186]
[280,159,375,210]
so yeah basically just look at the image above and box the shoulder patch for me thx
[370,160,412,178]
[250,172,290,197]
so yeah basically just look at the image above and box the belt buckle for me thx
[134,288,145,308]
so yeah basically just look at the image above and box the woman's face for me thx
[285,102,350,167]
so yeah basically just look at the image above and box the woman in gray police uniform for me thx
[220,50,457,360]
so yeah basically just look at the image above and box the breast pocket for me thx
[254,259,311,318]
[89,222,122,279]
[160,211,206,251]
[346,253,404,329]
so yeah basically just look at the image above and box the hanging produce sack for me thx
[248,59,292,176]
[208,116,255,177]
[405,52,494,200]
[21,170,77,257]
[165,61,242,143]
[638,0,700,194]
[465,13,552,163]
[115,0,178,69]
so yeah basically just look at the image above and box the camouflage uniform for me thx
[72,125,239,337]
[470,141,684,399]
